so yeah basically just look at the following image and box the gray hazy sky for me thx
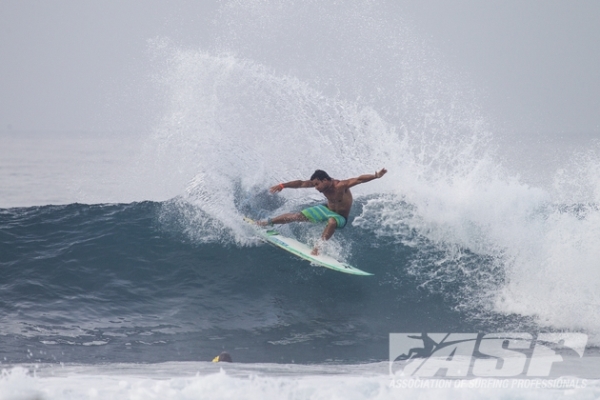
[1,0,598,138]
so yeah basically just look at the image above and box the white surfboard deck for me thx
[244,217,373,276]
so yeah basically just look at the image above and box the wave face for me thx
[2,195,598,364]
[0,201,484,364]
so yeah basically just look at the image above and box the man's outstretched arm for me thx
[269,179,315,193]
[341,168,387,189]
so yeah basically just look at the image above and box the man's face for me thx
[313,179,331,193]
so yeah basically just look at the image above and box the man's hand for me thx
[375,168,387,179]
[269,183,284,193]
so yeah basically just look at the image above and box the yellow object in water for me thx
[212,351,233,362]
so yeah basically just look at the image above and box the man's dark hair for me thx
[310,170,332,181]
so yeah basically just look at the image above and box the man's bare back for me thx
[259,168,387,255]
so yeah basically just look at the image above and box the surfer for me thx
[212,351,233,362]
[258,168,387,255]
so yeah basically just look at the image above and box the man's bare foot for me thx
[256,219,272,227]
[311,239,325,256]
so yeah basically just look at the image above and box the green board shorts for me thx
[301,205,347,229]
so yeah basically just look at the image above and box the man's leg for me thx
[311,218,337,255]
[321,217,338,240]
[258,212,308,226]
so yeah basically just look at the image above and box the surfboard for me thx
[244,217,373,276]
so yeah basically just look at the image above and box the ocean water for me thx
[3,2,600,399]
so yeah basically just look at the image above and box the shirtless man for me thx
[258,168,387,255]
